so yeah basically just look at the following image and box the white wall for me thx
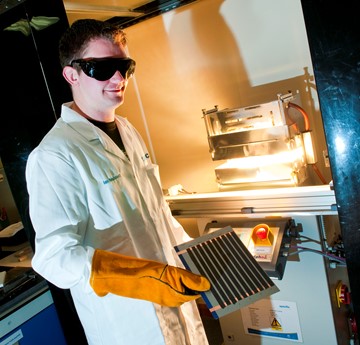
[71,0,332,192]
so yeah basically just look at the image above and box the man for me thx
[26,19,210,345]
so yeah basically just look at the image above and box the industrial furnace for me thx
[202,92,318,190]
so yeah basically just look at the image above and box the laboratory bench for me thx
[0,240,67,345]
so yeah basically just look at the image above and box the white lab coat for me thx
[26,102,209,345]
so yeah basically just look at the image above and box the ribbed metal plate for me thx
[175,226,279,319]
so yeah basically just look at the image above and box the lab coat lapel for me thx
[61,103,129,162]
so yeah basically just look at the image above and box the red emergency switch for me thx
[251,223,274,246]
[335,281,351,307]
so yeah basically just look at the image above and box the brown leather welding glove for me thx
[90,249,211,307]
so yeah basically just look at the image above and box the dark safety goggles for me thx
[70,57,136,81]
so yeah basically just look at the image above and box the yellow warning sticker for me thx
[271,318,282,331]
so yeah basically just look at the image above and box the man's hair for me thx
[59,19,127,68]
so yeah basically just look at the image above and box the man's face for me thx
[72,38,131,114]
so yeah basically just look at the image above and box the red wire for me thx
[312,163,328,184]
[286,102,328,184]
[288,102,310,131]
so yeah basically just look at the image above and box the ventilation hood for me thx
[64,0,198,27]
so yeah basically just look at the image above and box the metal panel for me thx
[175,226,279,319]
[301,0,360,334]
[166,185,337,217]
